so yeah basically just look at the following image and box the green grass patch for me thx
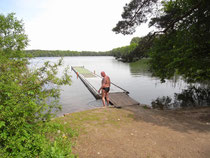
[54,108,135,134]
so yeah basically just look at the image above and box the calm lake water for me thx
[30,56,188,116]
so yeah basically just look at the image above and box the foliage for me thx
[112,0,158,35]
[130,37,142,44]
[109,35,155,62]
[108,43,138,62]
[113,0,210,83]
[151,96,173,110]
[25,50,111,57]
[40,122,77,158]
[149,0,210,82]
[0,13,73,157]
[129,34,155,60]
[174,86,210,108]
[0,13,28,52]
[151,86,210,109]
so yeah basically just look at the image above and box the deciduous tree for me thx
[113,0,210,82]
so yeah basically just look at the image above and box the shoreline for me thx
[53,105,210,157]
[57,103,152,118]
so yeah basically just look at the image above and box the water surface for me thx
[30,56,188,115]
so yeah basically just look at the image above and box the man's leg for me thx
[102,90,106,107]
[105,92,109,106]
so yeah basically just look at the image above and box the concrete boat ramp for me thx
[71,66,139,108]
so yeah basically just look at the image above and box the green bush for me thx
[0,13,74,157]
[40,122,77,158]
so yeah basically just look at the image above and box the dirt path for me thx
[59,105,210,158]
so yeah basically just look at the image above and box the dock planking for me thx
[72,66,139,107]
[109,92,139,107]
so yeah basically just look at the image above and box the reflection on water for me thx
[129,58,151,77]
[151,85,210,109]
[175,85,210,107]
[129,59,183,84]
[30,56,189,115]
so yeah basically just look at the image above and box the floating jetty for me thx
[72,66,139,107]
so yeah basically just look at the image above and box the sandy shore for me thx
[55,105,210,158]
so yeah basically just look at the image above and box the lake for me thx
[30,56,188,115]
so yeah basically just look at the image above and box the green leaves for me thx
[112,0,158,35]
[0,13,73,157]
[0,50,72,158]
[0,13,28,53]
[109,43,138,62]
[114,0,210,83]
[0,121,5,128]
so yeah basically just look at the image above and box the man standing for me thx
[98,71,111,107]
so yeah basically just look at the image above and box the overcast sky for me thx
[1,0,152,51]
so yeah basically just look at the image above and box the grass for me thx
[47,108,135,157]
[53,108,134,134]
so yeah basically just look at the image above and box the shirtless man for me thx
[98,71,111,107]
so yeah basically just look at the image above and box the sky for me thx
[0,0,153,51]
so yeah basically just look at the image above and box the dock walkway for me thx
[72,66,139,107]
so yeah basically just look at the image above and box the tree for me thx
[112,0,158,35]
[149,0,210,82]
[113,0,210,82]
[109,43,138,62]
[130,37,142,44]
[0,13,72,157]
[0,13,28,53]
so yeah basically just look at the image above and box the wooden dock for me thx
[72,66,139,107]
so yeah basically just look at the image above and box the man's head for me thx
[101,71,106,77]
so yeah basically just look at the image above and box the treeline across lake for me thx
[107,37,146,62]
[25,50,111,57]
[25,38,144,62]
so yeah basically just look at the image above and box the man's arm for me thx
[98,77,106,93]
[101,77,107,88]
